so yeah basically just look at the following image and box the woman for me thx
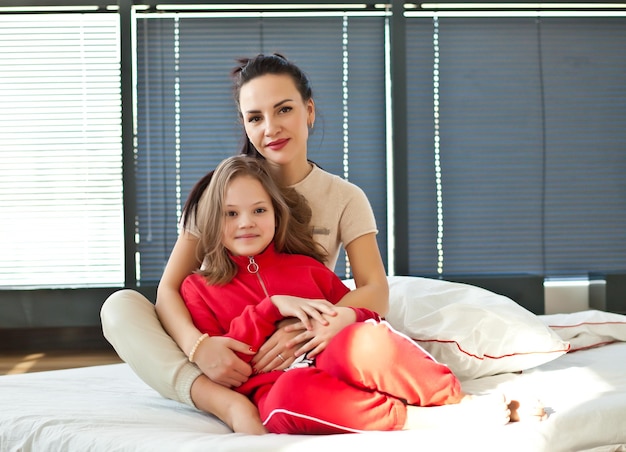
[101,53,389,434]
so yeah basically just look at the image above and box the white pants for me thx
[100,289,202,408]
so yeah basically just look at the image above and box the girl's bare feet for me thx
[191,375,267,435]
[226,399,268,435]
[508,398,548,422]
[403,393,511,430]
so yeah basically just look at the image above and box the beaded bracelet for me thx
[188,333,209,363]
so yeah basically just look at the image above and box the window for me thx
[0,13,123,288]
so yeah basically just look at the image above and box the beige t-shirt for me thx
[187,164,378,271]
[291,164,378,270]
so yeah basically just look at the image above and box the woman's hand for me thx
[270,295,337,330]
[253,295,338,373]
[285,306,357,358]
[252,318,305,373]
[193,335,254,388]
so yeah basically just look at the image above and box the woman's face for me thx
[238,73,315,168]
[221,175,275,257]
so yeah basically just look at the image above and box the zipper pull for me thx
[247,256,259,274]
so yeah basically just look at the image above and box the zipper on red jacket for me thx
[247,256,270,298]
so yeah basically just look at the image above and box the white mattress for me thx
[1,342,625,452]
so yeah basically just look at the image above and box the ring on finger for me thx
[277,353,286,362]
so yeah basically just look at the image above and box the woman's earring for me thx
[309,122,315,129]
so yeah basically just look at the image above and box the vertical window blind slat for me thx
[541,17,626,275]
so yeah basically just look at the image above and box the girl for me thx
[181,155,513,434]
[101,53,389,433]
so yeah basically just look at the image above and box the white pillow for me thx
[540,309,626,352]
[344,276,570,380]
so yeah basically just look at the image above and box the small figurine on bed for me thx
[179,155,546,434]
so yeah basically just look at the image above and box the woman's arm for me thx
[155,230,206,355]
[155,230,253,387]
[335,232,389,316]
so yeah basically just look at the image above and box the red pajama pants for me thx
[251,320,463,434]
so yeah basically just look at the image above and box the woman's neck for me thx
[270,159,313,186]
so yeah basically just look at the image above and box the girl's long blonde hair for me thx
[195,156,327,285]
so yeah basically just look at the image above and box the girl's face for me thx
[239,73,315,168]
[222,175,275,257]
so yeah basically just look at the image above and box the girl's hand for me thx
[270,295,337,331]
[286,306,357,358]
[252,318,305,373]
[193,335,254,388]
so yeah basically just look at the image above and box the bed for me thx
[1,276,625,452]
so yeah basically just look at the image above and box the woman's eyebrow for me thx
[273,99,293,108]
[244,99,293,114]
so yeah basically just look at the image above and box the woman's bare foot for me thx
[403,393,510,430]
[508,398,548,422]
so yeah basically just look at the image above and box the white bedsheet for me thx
[1,343,625,452]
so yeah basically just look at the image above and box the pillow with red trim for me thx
[345,276,570,380]
[539,309,626,352]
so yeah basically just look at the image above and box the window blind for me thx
[0,13,123,288]
[135,13,387,282]
[405,15,626,278]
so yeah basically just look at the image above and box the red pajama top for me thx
[180,243,379,395]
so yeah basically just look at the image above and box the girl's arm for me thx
[289,233,388,357]
[253,234,388,371]
[225,295,337,372]
[155,230,254,387]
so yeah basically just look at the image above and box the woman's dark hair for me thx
[181,53,314,229]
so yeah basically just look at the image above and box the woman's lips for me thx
[266,138,289,151]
